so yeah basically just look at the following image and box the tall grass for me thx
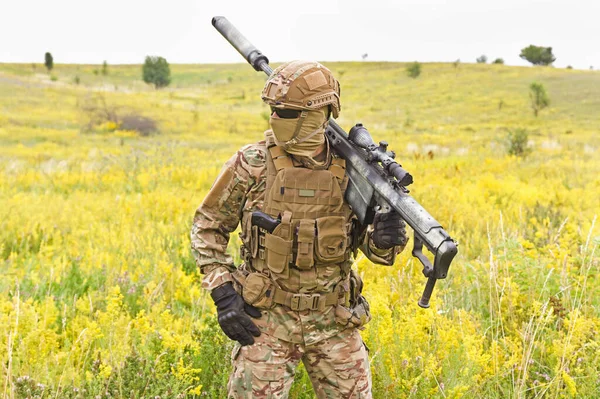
[0,62,598,398]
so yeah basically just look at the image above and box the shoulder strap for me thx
[329,156,346,181]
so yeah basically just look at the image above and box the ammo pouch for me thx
[334,269,372,329]
[262,214,350,276]
[315,216,347,264]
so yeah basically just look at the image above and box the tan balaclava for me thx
[261,61,340,158]
[269,107,328,158]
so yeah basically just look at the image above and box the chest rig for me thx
[240,132,355,306]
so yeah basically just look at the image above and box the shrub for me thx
[120,114,157,136]
[566,65,573,69]
[476,55,487,64]
[79,94,119,131]
[102,60,109,76]
[44,52,53,72]
[529,82,550,117]
[406,62,422,78]
[79,94,157,135]
[492,58,504,64]
[520,45,556,66]
[453,59,460,68]
[506,128,531,157]
[143,56,171,89]
[50,75,58,81]
[73,75,80,85]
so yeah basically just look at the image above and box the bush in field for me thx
[506,128,531,157]
[79,94,119,131]
[529,82,550,117]
[406,62,422,78]
[102,60,109,76]
[476,55,487,64]
[492,58,504,64]
[120,114,157,136]
[79,93,157,135]
[143,56,171,89]
[520,45,556,66]
[44,52,53,72]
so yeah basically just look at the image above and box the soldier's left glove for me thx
[371,211,409,250]
[211,282,262,346]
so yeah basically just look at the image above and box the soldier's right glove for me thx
[211,282,262,346]
[371,211,408,250]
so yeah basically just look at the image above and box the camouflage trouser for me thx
[227,327,372,398]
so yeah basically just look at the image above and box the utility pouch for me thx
[334,296,372,329]
[242,272,276,309]
[264,233,292,274]
[315,216,347,264]
[264,211,293,275]
[334,270,371,329]
[295,219,316,269]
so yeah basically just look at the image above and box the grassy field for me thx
[0,61,599,398]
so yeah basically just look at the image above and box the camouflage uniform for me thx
[191,137,402,398]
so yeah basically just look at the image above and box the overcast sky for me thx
[2,0,599,69]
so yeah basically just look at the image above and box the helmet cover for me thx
[261,60,341,118]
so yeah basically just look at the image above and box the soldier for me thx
[191,60,408,398]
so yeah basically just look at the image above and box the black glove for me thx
[211,283,262,346]
[371,211,409,250]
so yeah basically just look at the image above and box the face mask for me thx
[269,108,328,158]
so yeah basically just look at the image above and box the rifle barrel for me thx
[212,16,272,74]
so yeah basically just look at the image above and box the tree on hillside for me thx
[529,82,550,117]
[142,56,171,89]
[476,55,487,64]
[44,52,53,72]
[406,62,421,78]
[492,58,504,64]
[520,45,556,66]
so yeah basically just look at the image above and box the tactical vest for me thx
[238,132,356,311]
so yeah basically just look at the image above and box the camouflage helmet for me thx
[261,61,341,118]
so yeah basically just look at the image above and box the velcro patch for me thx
[298,189,315,197]
[303,71,328,90]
